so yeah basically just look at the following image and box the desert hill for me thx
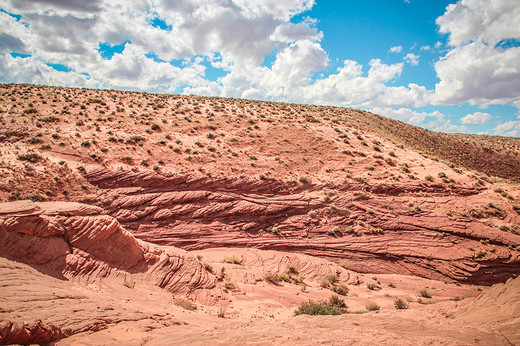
[0,83,519,344]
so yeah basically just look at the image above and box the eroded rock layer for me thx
[88,168,520,285]
[0,200,218,295]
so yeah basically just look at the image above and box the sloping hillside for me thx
[0,83,519,344]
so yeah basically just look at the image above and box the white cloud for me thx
[404,53,419,65]
[436,0,520,46]
[432,0,520,110]
[370,108,445,125]
[388,45,403,53]
[270,19,322,43]
[0,53,96,88]
[460,111,492,124]
[0,0,324,91]
[433,41,520,106]
[492,120,520,136]
[426,118,467,133]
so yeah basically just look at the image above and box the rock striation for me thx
[88,168,520,285]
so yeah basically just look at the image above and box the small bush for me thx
[26,137,43,144]
[263,272,280,284]
[321,273,338,288]
[299,176,309,184]
[40,116,60,123]
[419,289,433,298]
[294,295,347,316]
[367,283,380,290]
[3,130,29,139]
[126,135,145,144]
[22,107,38,115]
[366,303,380,311]
[223,254,243,265]
[331,284,349,296]
[17,153,42,163]
[394,298,409,309]
[177,299,196,311]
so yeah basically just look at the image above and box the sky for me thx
[1,0,519,136]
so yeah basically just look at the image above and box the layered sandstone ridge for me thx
[0,200,218,295]
[89,168,520,284]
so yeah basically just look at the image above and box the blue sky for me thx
[1,0,519,136]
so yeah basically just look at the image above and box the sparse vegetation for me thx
[294,295,347,316]
[177,299,196,311]
[223,255,243,265]
[17,152,42,163]
[419,289,433,299]
[366,303,380,311]
[394,298,409,310]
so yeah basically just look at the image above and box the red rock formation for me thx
[88,168,520,285]
[0,200,217,294]
[0,321,70,345]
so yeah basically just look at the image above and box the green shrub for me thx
[367,283,380,290]
[3,130,29,139]
[366,303,380,311]
[279,273,291,282]
[223,254,243,265]
[177,299,196,311]
[394,298,409,309]
[263,272,280,284]
[26,137,43,144]
[294,295,347,316]
[40,116,60,123]
[126,135,145,144]
[17,153,42,163]
[331,284,349,296]
[419,289,433,298]
[22,108,38,115]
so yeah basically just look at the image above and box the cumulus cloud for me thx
[372,107,468,134]
[436,0,520,46]
[493,120,520,136]
[388,45,403,53]
[460,111,492,124]
[4,0,103,13]
[403,53,419,65]
[432,0,520,111]
[0,0,323,90]
[370,108,445,125]
[270,20,322,43]
[0,33,26,53]
[433,41,520,106]
[425,118,467,133]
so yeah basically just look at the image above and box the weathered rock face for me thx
[89,168,520,285]
[0,200,217,294]
[0,320,70,346]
